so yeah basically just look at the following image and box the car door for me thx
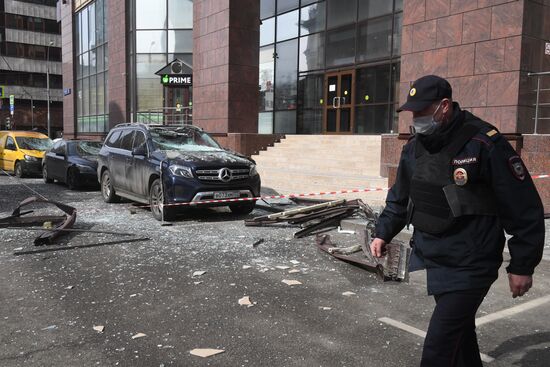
[126,130,150,198]
[2,136,18,171]
[111,129,135,192]
[0,135,6,170]
[48,141,67,181]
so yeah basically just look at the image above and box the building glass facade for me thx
[75,0,109,133]
[130,0,193,122]
[259,0,402,134]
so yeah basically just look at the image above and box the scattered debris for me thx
[282,279,302,286]
[93,325,105,333]
[288,269,301,274]
[132,333,147,339]
[320,307,332,311]
[189,348,225,358]
[129,294,137,298]
[290,260,300,265]
[275,265,290,270]
[41,325,57,331]
[0,196,77,246]
[342,291,356,296]
[193,281,202,285]
[43,221,53,229]
[13,237,151,256]
[252,238,264,248]
[242,265,252,269]
[238,296,256,307]
[192,271,207,277]
[65,285,74,290]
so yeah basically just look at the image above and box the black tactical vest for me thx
[408,120,498,234]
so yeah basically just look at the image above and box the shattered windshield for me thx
[150,128,222,152]
[69,141,103,157]
[15,137,53,151]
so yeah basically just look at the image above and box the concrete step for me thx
[251,135,385,207]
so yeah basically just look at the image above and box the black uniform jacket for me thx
[375,104,545,295]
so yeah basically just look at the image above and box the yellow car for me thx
[0,131,53,178]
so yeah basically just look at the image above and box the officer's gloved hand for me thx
[508,274,533,298]
[370,238,387,258]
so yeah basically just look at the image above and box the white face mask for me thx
[413,101,443,135]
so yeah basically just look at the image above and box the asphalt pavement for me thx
[0,173,549,367]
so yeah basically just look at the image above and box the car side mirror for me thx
[132,146,147,156]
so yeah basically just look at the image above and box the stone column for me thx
[107,0,128,127]
[192,0,260,134]
[60,0,75,138]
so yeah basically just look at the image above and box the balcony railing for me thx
[527,71,550,134]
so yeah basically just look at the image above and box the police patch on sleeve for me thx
[453,168,468,186]
[508,156,526,181]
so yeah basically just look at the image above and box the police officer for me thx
[370,75,545,367]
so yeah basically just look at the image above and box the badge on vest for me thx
[453,168,468,186]
[508,156,526,181]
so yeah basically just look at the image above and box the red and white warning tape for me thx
[130,173,549,209]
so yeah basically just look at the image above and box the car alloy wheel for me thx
[15,162,25,178]
[149,179,175,221]
[101,170,119,203]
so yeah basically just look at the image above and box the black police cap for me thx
[397,75,452,112]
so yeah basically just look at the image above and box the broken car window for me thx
[150,128,221,152]
[15,137,53,151]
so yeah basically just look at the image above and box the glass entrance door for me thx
[323,70,355,133]
[164,86,193,124]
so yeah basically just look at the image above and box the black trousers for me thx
[421,287,490,367]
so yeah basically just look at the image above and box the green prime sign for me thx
[161,74,192,86]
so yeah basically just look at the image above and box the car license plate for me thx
[213,191,240,200]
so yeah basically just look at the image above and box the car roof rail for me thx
[112,122,151,129]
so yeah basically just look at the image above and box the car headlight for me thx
[24,155,38,162]
[76,164,95,173]
[169,164,194,178]
[249,164,258,176]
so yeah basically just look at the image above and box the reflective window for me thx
[137,78,163,110]
[355,105,390,134]
[277,10,299,42]
[359,0,394,21]
[326,26,355,67]
[277,0,299,14]
[358,16,393,62]
[395,0,403,11]
[260,0,275,19]
[393,12,402,56]
[275,110,297,133]
[119,130,135,151]
[301,0,319,5]
[327,0,357,29]
[136,31,167,53]
[355,64,391,105]
[75,0,108,133]
[260,17,275,46]
[88,2,96,48]
[299,33,324,72]
[81,7,89,53]
[133,131,147,149]
[168,30,193,53]
[259,112,274,134]
[136,0,167,29]
[300,2,325,36]
[259,46,275,112]
[297,109,322,134]
[137,54,167,78]
[275,39,298,110]
[168,0,193,29]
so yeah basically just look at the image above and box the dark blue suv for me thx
[97,124,261,220]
